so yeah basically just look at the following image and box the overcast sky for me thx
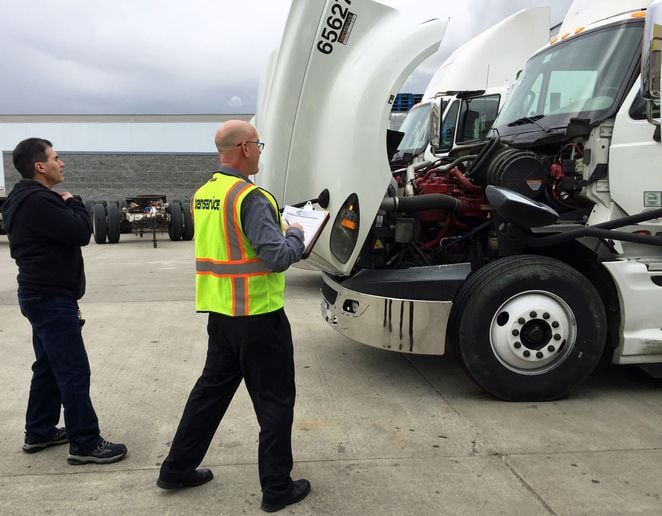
[0,0,573,115]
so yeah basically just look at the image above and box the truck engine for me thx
[359,136,592,272]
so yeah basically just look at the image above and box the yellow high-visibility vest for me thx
[194,172,285,316]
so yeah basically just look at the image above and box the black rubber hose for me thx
[527,227,662,247]
[380,194,460,213]
[590,207,662,229]
[465,135,500,179]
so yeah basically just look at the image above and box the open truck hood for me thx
[254,0,447,275]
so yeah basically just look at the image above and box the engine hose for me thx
[434,154,478,173]
[380,193,460,213]
[421,155,479,183]
[465,135,500,178]
[449,168,483,194]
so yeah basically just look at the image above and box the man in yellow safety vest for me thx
[157,120,310,513]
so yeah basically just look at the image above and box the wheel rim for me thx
[489,290,577,375]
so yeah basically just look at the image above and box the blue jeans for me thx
[18,293,100,449]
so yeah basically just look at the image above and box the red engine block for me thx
[414,167,486,218]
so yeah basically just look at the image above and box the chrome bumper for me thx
[320,273,452,356]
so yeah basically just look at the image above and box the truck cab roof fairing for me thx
[255,0,447,275]
[423,7,550,98]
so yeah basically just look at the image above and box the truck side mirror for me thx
[429,98,442,151]
[641,0,662,129]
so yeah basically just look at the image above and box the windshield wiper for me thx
[507,114,545,127]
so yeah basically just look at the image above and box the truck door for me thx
[610,81,662,217]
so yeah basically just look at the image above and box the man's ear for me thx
[33,162,45,176]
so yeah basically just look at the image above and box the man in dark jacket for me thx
[1,138,127,465]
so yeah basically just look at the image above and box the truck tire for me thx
[106,202,121,243]
[84,201,95,232]
[181,201,194,241]
[168,201,183,241]
[92,203,108,244]
[448,255,606,401]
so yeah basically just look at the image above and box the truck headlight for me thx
[330,194,360,263]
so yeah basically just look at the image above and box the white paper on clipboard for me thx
[282,204,330,258]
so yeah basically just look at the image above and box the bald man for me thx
[157,121,311,513]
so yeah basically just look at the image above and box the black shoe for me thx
[67,439,127,465]
[261,479,311,513]
[23,427,69,454]
[156,468,214,490]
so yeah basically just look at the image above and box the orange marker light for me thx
[341,219,358,230]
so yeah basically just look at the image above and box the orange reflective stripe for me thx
[196,270,269,279]
[232,184,253,260]
[229,277,249,315]
[195,259,269,276]
[222,186,234,260]
[222,182,254,261]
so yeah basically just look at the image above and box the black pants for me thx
[160,308,296,500]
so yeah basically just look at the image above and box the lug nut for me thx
[523,350,531,358]
[536,352,544,359]
[518,318,525,325]
[548,345,556,352]
[552,321,559,328]
[530,311,537,318]
[543,312,550,320]
[554,334,561,341]
[512,330,520,337]
[514,342,522,349]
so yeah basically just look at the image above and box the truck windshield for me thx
[395,102,432,157]
[495,21,642,134]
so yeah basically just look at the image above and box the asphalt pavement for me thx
[1,234,661,515]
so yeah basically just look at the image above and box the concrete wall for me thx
[0,114,253,197]
[2,151,218,203]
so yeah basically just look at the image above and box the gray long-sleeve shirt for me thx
[218,167,304,272]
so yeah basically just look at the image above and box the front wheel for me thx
[448,255,606,401]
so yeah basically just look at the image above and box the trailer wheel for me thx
[106,202,121,243]
[168,201,183,241]
[92,203,108,244]
[448,255,606,401]
[84,201,95,232]
[181,201,194,240]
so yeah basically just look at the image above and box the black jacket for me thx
[1,179,92,299]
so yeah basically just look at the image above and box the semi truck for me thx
[256,0,662,401]
[392,7,550,169]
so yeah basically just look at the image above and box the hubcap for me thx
[490,291,576,374]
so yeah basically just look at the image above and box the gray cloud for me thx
[0,0,573,114]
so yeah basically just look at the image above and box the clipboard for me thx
[283,204,330,259]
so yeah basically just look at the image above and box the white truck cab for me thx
[257,0,662,401]
[392,7,550,169]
